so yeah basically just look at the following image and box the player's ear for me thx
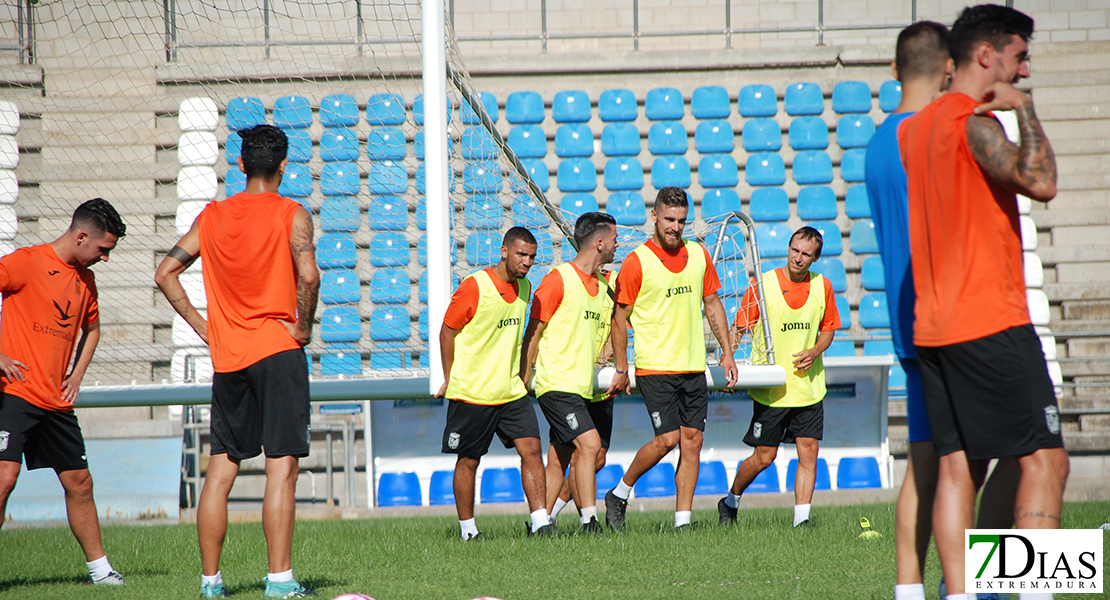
[975,41,994,69]
[890,61,898,80]
[236,156,246,174]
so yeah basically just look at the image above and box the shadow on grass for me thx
[0,574,92,591]
[227,576,343,597]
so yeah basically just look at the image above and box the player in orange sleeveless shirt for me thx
[0,198,128,585]
[156,124,319,599]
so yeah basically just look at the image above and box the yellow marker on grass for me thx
[858,517,882,539]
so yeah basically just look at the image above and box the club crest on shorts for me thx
[0,430,8,452]
[448,431,460,450]
[1044,406,1060,435]
[651,411,662,429]
[752,422,763,439]
[566,412,579,431]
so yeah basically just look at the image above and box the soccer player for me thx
[435,227,552,540]
[867,21,1020,600]
[0,198,127,585]
[521,212,618,534]
[605,186,738,532]
[899,6,1068,598]
[155,124,319,599]
[718,226,839,528]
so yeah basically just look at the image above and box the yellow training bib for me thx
[628,241,707,373]
[535,263,613,400]
[446,270,530,405]
[750,270,827,407]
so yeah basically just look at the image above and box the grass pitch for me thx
[2,501,1108,600]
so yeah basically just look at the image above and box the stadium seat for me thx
[718,260,747,297]
[694,119,735,153]
[788,116,829,150]
[615,229,648,263]
[512,194,549,228]
[464,193,503,229]
[366,92,406,125]
[465,232,500,267]
[748,188,789,222]
[460,126,499,160]
[645,87,684,120]
[861,256,885,290]
[320,305,361,343]
[429,470,455,505]
[694,461,729,495]
[319,196,361,232]
[320,127,360,162]
[1020,215,1037,251]
[225,96,265,131]
[836,115,876,149]
[840,148,867,182]
[744,461,780,493]
[413,130,454,160]
[755,223,791,257]
[844,185,871,219]
[836,295,851,330]
[369,306,409,341]
[458,90,498,124]
[480,467,525,503]
[367,127,406,161]
[506,124,546,158]
[810,257,846,293]
[633,462,677,498]
[691,86,730,119]
[863,339,895,356]
[793,151,834,185]
[698,154,739,188]
[513,158,550,192]
[320,343,362,376]
[557,158,597,192]
[320,93,359,127]
[604,157,644,191]
[706,224,745,261]
[859,293,890,329]
[418,271,459,303]
[1027,289,1050,327]
[368,161,408,195]
[321,161,361,196]
[505,91,544,124]
[598,88,637,122]
[738,84,777,117]
[370,269,411,304]
[606,191,646,225]
[412,93,451,126]
[832,81,872,114]
[317,232,357,269]
[179,131,218,166]
[369,232,410,267]
[321,269,360,305]
[784,82,823,116]
[647,121,687,155]
[463,160,503,194]
[807,221,842,256]
[417,234,458,267]
[786,458,831,491]
[836,457,881,489]
[220,168,245,198]
[179,97,219,132]
[796,186,838,220]
[650,156,691,189]
[825,339,855,357]
[554,123,594,158]
[371,343,410,369]
[745,152,786,186]
[595,464,625,500]
[889,364,908,396]
[879,80,903,113]
[368,195,408,231]
[741,118,782,152]
[601,122,640,157]
[533,230,555,265]
[277,163,313,197]
[285,128,312,163]
[849,219,879,254]
[1024,252,1045,289]
[552,90,590,123]
[702,188,743,222]
[273,95,312,129]
[224,131,243,164]
[560,193,598,220]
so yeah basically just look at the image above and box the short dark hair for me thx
[238,124,288,178]
[503,226,537,248]
[653,186,689,212]
[70,198,126,238]
[949,4,1034,68]
[790,226,823,261]
[573,212,616,249]
[896,21,950,81]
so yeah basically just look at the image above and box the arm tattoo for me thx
[966,106,1056,195]
[167,245,198,268]
[289,214,319,333]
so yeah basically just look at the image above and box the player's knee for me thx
[594,449,608,471]
[1023,448,1069,484]
[0,468,18,499]
[752,447,777,469]
[655,431,680,451]
[61,470,94,498]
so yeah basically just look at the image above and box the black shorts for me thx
[210,348,312,460]
[638,373,709,435]
[540,392,613,449]
[743,400,823,447]
[442,396,541,459]
[917,325,1064,460]
[0,393,88,471]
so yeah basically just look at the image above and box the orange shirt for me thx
[899,93,1031,346]
[443,268,522,329]
[531,264,612,322]
[733,268,840,331]
[0,244,99,411]
[614,239,721,307]
[198,192,302,372]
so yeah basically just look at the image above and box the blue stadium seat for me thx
[614,229,648,263]
[741,118,782,152]
[415,163,457,196]
[598,89,637,122]
[320,343,361,376]
[320,127,360,162]
[317,232,357,269]
[366,93,406,125]
[460,126,499,160]
[284,128,312,163]
[692,86,730,119]
[552,90,590,123]
[554,123,594,158]
[650,156,691,189]
[745,153,786,186]
[527,264,551,291]
[458,91,498,125]
[836,115,876,149]
[844,185,871,218]
[367,127,406,161]
[796,186,838,220]
[784,82,824,116]
[480,467,525,503]
[320,305,361,343]
[369,306,410,341]
[273,95,312,129]
[319,196,360,232]
[506,125,546,158]
[755,223,791,257]
[738,84,777,117]
[837,457,881,489]
[832,81,872,114]
[841,148,867,182]
[321,161,361,196]
[463,160,503,194]
[413,130,454,160]
[606,191,646,225]
[694,120,734,154]
[418,307,429,342]
[417,234,458,266]
[560,193,598,220]
[648,121,687,155]
[850,219,879,254]
[787,458,831,491]
[698,154,739,188]
[464,193,503,230]
[225,131,243,164]
[225,96,265,131]
[278,163,313,197]
[645,87,684,120]
[634,462,677,498]
[533,230,556,265]
[859,293,890,329]
[825,339,856,357]
[793,151,834,185]
[745,461,780,493]
[702,188,743,222]
[512,194,548,228]
[836,295,850,330]
[369,232,409,267]
[889,364,907,395]
[861,255,885,290]
[762,260,788,275]
[788,116,830,150]
[465,232,500,267]
[505,91,544,124]
[367,161,407,195]
[879,80,902,113]
[706,224,745,260]
[748,187,789,222]
[863,339,895,356]
[370,269,411,304]
[601,122,640,157]
[429,470,455,506]
[320,93,359,128]
[371,343,410,369]
[557,158,597,192]
[604,157,644,191]
[810,257,847,293]
[418,271,459,303]
[513,158,550,192]
[695,460,729,495]
[717,259,747,297]
[807,221,842,256]
[368,195,408,231]
[595,464,625,500]
[412,93,451,126]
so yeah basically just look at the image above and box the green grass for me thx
[2,501,1108,600]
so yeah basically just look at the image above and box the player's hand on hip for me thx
[0,353,28,382]
[434,381,447,399]
[60,374,82,405]
[974,82,1031,114]
[721,354,738,388]
[606,371,631,396]
[282,320,311,347]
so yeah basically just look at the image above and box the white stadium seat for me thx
[171,349,214,383]
[1020,215,1037,251]
[0,170,16,204]
[178,97,219,132]
[1046,359,1063,398]
[1039,332,1057,361]
[1026,289,1051,327]
[0,101,18,135]
[0,135,17,170]
[1023,251,1045,288]
[0,205,16,240]
[178,131,218,166]
[179,268,206,309]
[1017,194,1031,215]
[172,312,208,347]
[177,166,217,201]
[175,200,209,235]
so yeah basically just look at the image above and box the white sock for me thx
[87,555,113,581]
[202,572,224,587]
[893,583,925,600]
[945,595,975,600]
[793,503,811,527]
[459,518,479,539]
[580,506,597,524]
[550,497,568,519]
[1017,594,1054,600]
[613,479,633,500]
[267,569,293,583]
[675,510,692,527]
[724,492,740,509]
[530,508,551,532]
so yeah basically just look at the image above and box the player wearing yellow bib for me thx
[521,212,618,535]
[435,227,552,540]
[605,187,738,532]
[718,226,840,528]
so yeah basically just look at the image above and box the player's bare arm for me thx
[967,85,1057,201]
[435,324,459,398]
[154,221,209,344]
[605,303,633,395]
[792,330,834,371]
[704,293,738,387]
[285,207,320,347]
[519,317,548,388]
[60,319,101,404]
